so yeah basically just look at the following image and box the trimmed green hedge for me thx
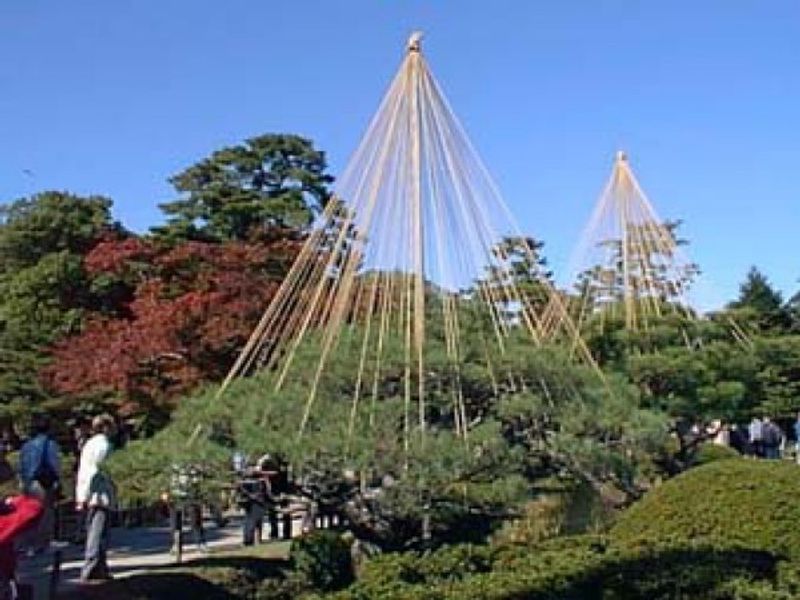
[312,460,800,599]
[319,536,783,599]
[612,459,800,559]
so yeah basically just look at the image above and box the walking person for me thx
[17,413,60,555]
[75,414,117,583]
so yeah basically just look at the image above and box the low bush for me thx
[692,442,741,466]
[612,459,800,559]
[290,529,354,592]
[314,460,800,599]
[493,479,610,546]
[321,535,781,599]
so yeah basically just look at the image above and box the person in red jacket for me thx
[0,495,44,599]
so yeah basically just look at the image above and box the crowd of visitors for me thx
[713,413,800,461]
[0,411,118,592]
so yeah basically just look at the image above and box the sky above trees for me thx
[1,1,799,308]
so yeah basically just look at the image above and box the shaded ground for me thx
[56,543,291,600]
[14,517,291,599]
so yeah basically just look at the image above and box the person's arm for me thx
[75,444,90,507]
[95,436,111,466]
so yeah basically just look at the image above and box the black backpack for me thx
[33,439,59,490]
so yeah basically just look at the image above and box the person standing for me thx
[762,417,783,460]
[237,465,270,546]
[17,413,60,555]
[75,414,117,583]
[168,464,208,555]
[748,417,764,458]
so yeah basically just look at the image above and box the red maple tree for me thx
[42,234,301,420]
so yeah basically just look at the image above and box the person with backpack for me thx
[17,413,60,555]
[237,460,271,546]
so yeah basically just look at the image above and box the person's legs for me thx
[18,482,53,554]
[190,504,207,550]
[37,488,56,551]
[81,508,109,581]
[169,505,182,554]
[243,504,264,546]
[267,507,279,540]
[243,504,255,546]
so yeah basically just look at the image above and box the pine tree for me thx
[154,134,333,243]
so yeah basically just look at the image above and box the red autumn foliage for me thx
[42,235,301,413]
[84,237,157,276]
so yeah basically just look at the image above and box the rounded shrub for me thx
[692,442,741,466]
[612,459,800,558]
[290,530,354,592]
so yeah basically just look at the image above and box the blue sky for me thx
[1,1,798,308]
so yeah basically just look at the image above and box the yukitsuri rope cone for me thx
[219,33,594,454]
[540,151,750,350]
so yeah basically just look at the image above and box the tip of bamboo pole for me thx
[615,150,628,163]
[407,31,423,53]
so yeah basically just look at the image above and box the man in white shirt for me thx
[75,414,117,583]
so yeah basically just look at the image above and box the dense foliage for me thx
[0,133,332,432]
[612,459,800,559]
[3,130,800,598]
[307,460,800,599]
[107,329,665,549]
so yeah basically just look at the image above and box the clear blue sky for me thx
[2,1,799,308]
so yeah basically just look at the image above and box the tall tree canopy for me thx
[42,235,300,430]
[155,134,333,242]
[727,266,791,333]
[0,192,118,417]
[40,133,335,430]
[730,266,784,314]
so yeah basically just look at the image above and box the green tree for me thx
[109,310,666,548]
[790,287,800,333]
[486,236,553,315]
[727,267,791,333]
[577,220,699,312]
[155,134,334,242]
[0,191,116,412]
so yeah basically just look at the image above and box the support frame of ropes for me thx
[541,151,752,352]
[217,32,600,458]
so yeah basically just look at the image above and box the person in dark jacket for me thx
[761,417,783,460]
[17,413,60,555]
[728,424,750,455]
[237,465,271,546]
